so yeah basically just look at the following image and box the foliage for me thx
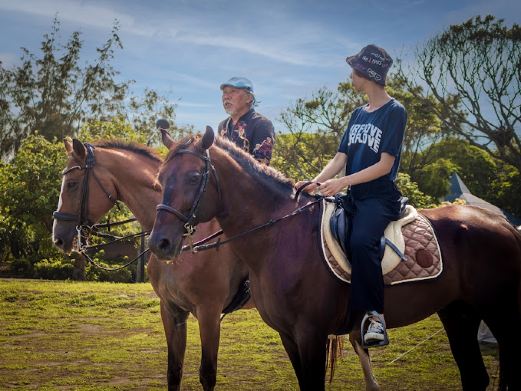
[410,138,521,215]
[0,134,66,265]
[275,83,365,178]
[33,258,76,280]
[84,261,133,283]
[395,173,436,208]
[0,17,177,160]
[417,15,521,171]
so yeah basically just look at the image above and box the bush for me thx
[85,261,133,283]
[9,258,34,277]
[34,258,75,280]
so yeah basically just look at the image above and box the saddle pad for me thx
[320,199,443,285]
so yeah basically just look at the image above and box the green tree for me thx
[0,134,66,269]
[0,18,177,160]
[412,138,521,215]
[417,15,521,171]
[275,84,365,179]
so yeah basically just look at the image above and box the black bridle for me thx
[52,143,118,245]
[156,148,221,239]
[155,146,322,254]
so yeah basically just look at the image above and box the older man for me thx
[218,77,275,165]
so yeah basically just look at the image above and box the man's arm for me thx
[251,118,275,165]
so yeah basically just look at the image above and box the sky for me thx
[0,0,519,133]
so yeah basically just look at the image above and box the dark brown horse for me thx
[52,138,251,391]
[149,127,521,391]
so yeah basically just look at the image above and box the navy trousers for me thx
[348,196,401,314]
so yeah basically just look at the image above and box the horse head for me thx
[52,138,118,254]
[149,126,220,259]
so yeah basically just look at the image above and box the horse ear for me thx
[64,137,73,155]
[200,126,215,151]
[72,139,86,161]
[160,128,175,150]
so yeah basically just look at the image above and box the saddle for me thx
[329,195,409,262]
[321,198,443,285]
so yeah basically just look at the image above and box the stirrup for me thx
[361,311,389,348]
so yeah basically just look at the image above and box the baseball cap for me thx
[220,77,254,94]
[346,45,393,86]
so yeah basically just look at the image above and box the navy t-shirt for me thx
[338,98,407,199]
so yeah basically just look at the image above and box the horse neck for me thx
[97,148,160,231]
[213,149,296,251]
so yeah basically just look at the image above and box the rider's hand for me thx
[294,181,320,193]
[318,178,347,197]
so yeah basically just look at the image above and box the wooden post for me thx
[136,230,146,282]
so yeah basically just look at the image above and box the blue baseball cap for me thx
[220,77,254,94]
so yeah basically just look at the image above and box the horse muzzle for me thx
[148,230,183,260]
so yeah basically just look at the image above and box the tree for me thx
[0,134,66,268]
[275,83,365,179]
[417,15,521,171]
[0,18,177,160]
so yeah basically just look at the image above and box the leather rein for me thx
[156,148,322,254]
[52,144,151,271]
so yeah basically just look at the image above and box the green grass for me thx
[0,279,499,390]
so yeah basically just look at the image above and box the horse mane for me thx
[214,137,294,198]
[94,140,162,163]
[164,134,295,198]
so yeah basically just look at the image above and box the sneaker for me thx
[363,313,386,344]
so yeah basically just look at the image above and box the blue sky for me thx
[0,0,519,133]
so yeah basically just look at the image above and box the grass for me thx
[0,279,499,390]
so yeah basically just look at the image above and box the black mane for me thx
[94,140,162,163]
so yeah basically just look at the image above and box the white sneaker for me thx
[363,313,386,344]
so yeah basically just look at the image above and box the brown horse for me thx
[149,127,521,391]
[52,138,251,391]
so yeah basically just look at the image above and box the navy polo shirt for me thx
[338,98,407,199]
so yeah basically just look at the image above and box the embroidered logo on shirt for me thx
[348,123,382,153]
[253,137,273,165]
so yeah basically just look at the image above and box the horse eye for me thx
[187,172,201,185]
[66,181,78,191]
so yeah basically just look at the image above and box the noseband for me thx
[52,144,117,237]
[156,148,220,236]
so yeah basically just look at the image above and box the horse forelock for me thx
[163,135,197,166]
[94,140,162,163]
[214,137,294,197]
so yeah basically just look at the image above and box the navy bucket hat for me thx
[346,45,393,86]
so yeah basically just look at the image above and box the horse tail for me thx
[325,335,344,383]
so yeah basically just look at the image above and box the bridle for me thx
[154,145,322,255]
[52,143,118,246]
[155,148,221,239]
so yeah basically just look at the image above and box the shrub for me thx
[34,258,75,280]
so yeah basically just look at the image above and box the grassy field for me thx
[0,279,499,390]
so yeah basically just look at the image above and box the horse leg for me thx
[197,305,222,391]
[160,301,189,391]
[437,302,488,391]
[482,302,521,390]
[294,331,328,391]
[348,331,380,391]
[279,332,303,383]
